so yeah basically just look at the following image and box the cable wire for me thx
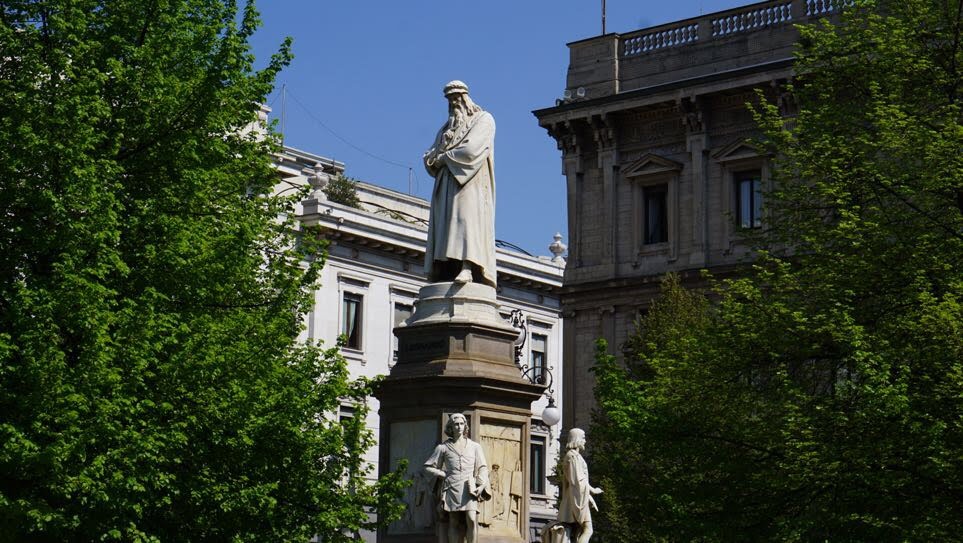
[285,88,414,171]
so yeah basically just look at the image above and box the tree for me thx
[592,1,963,540]
[0,1,404,540]
[324,173,363,209]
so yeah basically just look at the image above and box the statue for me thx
[544,428,603,543]
[424,413,491,543]
[423,80,497,288]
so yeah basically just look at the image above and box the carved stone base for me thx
[376,283,544,543]
[405,281,506,328]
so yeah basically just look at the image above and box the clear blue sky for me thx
[250,1,749,256]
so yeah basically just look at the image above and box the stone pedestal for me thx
[376,282,544,543]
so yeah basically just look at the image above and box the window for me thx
[392,302,413,361]
[531,334,547,385]
[530,435,546,495]
[338,404,358,491]
[643,184,668,244]
[338,403,356,422]
[624,153,681,257]
[394,303,413,328]
[341,293,363,350]
[735,170,763,229]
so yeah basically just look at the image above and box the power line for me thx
[266,88,282,108]
[284,88,414,172]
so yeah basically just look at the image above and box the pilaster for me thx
[592,114,619,277]
[680,96,709,268]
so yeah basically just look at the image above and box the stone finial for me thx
[549,233,567,264]
[308,164,330,200]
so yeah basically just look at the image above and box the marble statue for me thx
[423,80,497,288]
[544,428,603,543]
[424,413,491,543]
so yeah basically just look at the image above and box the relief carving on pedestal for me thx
[477,422,524,538]
[387,419,439,535]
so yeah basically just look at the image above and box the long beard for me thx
[442,105,469,148]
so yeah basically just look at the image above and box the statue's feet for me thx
[454,267,473,284]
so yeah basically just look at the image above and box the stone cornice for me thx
[534,58,793,123]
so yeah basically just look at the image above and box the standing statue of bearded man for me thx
[423,80,497,288]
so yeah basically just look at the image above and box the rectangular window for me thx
[341,293,363,350]
[530,435,546,495]
[735,171,763,229]
[643,185,668,244]
[531,334,547,385]
[338,404,356,422]
[392,302,413,361]
[393,303,413,328]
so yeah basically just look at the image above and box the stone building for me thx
[533,0,845,430]
[275,146,567,540]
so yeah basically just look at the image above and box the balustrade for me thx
[623,23,699,56]
[710,1,793,37]
[620,0,846,59]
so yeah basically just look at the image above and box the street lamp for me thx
[540,397,561,427]
[510,309,560,427]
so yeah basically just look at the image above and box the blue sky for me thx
[250,1,749,256]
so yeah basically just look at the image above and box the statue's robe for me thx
[424,111,497,287]
[558,449,592,524]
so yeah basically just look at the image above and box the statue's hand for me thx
[591,486,603,495]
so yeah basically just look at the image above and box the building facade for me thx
[533,0,844,430]
[276,146,567,539]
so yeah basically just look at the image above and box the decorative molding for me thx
[710,90,757,108]
[622,153,684,179]
[546,120,587,157]
[677,96,706,133]
[591,114,616,149]
[337,272,371,288]
[712,139,766,163]
[530,418,551,433]
[773,78,797,117]
[388,284,419,298]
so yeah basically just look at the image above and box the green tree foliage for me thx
[0,1,404,540]
[592,1,963,540]
[323,173,363,209]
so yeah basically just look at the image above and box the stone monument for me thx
[541,429,602,543]
[376,82,544,543]
[423,79,497,288]
[423,413,490,543]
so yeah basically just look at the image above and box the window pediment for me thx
[622,153,683,179]
[712,140,766,163]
